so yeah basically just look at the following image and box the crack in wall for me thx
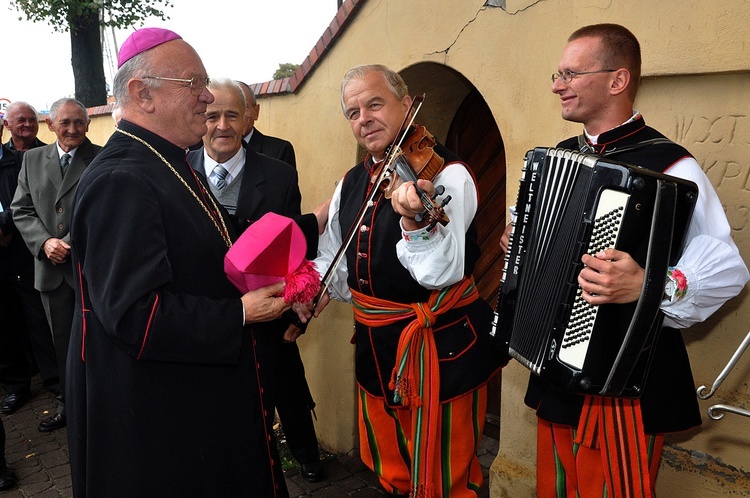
[424,0,547,61]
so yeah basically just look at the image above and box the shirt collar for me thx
[56,141,79,160]
[585,109,641,145]
[203,146,245,185]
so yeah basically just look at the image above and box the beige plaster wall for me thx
[28,0,749,494]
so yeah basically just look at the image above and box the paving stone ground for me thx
[1,377,495,497]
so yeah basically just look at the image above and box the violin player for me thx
[296,64,504,497]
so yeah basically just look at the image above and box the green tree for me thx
[11,0,173,106]
[273,63,299,80]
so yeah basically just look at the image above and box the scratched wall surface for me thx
[641,73,750,495]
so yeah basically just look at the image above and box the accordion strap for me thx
[577,134,673,157]
[602,179,677,395]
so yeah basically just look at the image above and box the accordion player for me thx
[491,147,698,397]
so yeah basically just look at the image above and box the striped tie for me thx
[60,153,71,177]
[213,164,229,190]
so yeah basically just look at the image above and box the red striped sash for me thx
[576,395,653,498]
[351,277,479,498]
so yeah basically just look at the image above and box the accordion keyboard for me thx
[558,189,628,369]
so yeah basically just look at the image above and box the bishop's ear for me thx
[128,78,155,112]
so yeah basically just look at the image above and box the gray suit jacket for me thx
[11,138,101,292]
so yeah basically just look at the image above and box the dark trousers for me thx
[276,342,319,465]
[40,282,75,412]
[0,416,6,468]
[0,276,59,395]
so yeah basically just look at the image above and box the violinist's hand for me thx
[500,224,513,254]
[241,281,290,324]
[391,179,434,231]
[578,249,644,305]
[293,290,331,324]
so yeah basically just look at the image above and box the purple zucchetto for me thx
[117,28,182,69]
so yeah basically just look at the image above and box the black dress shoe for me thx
[38,412,66,432]
[1,390,30,414]
[300,460,325,483]
[0,466,17,491]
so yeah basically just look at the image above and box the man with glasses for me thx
[518,23,748,497]
[66,28,293,497]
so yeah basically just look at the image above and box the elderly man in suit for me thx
[11,98,101,432]
[188,78,327,482]
[236,80,297,169]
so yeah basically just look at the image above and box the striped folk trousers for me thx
[357,385,487,497]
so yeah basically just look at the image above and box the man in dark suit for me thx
[0,119,58,416]
[11,98,101,432]
[236,80,297,169]
[188,78,327,482]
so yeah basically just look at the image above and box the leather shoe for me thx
[300,460,325,483]
[38,412,66,432]
[0,466,17,491]
[1,390,30,414]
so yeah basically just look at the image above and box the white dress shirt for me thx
[203,147,245,188]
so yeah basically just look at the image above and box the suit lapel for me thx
[57,140,93,202]
[44,145,63,192]
[235,147,267,222]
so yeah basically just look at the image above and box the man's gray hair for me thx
[210,78,247,109]
[235,80,257,107]
[113,51,157,106]
[49,98,89,123]
[4,101,39,119]
[340,64,408,113]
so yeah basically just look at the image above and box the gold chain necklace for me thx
[115,127,232,249]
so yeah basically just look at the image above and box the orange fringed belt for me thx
[576,395,654,498]
[351,277,479,498]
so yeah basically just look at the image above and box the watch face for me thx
[664,279,677,302]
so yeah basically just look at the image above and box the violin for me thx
[371,97,452,227]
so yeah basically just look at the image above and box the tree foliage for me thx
[10,0,173,106]
[11,0,173,33]
[273,63,300,80]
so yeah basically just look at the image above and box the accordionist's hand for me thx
[500,224,513,254]
[578,249,645,305]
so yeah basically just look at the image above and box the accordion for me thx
[491,148,698,397]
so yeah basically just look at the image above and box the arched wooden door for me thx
[446,88,506,438]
